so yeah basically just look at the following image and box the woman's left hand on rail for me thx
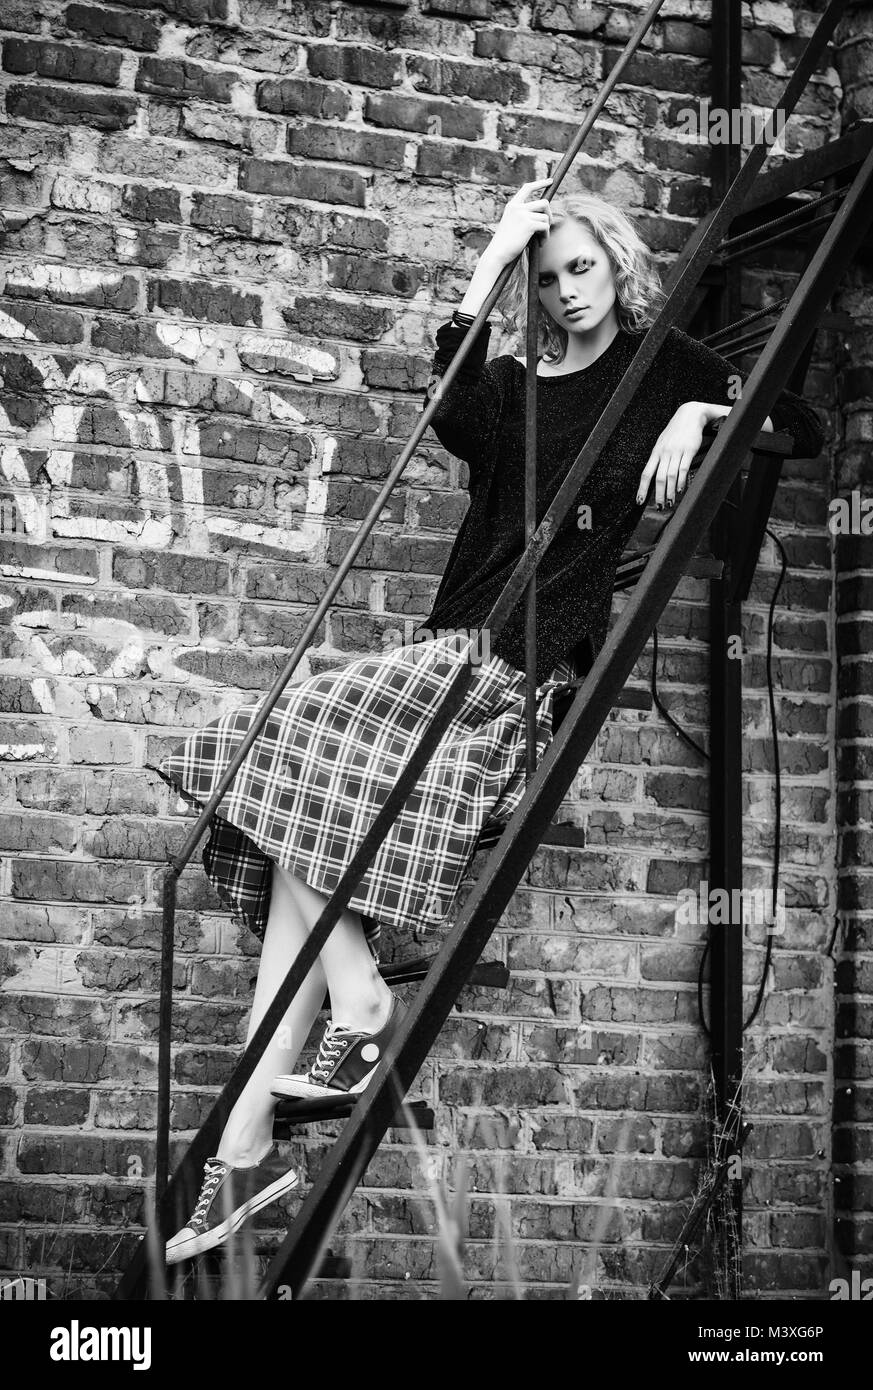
[635,401,709,509]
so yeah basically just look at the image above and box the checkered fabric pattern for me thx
[153,633,579,957]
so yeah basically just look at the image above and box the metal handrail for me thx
[116,0,847,1300]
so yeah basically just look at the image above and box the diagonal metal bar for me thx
[719,207,843,264]
[523,234,541,781]
[258,134,873,1296]
[130,0,846,1296]
[702,297,791,349]
[719,185,848,255]
[738,122,873,217]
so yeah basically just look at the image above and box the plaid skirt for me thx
[152,633,578,958]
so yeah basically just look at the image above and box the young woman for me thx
[155,184,825,1263]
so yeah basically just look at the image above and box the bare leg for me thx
[273,867,394,1034]
[215,862,327,1166]
[272,864,394,1034]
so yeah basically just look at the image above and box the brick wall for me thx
[0,0,867,1299]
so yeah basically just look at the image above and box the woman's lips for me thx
[565,307,587,319]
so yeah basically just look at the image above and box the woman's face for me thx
[536,219,619,338]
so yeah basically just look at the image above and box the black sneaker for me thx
[271,996,407,1101]
[165,1142,299,1265]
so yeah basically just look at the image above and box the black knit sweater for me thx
[419,318,825,684]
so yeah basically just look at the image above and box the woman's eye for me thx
[539,261,591,285]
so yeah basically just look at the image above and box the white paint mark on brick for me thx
[172,414,205,535]
[44,450,75,487]
[155,321,218,365]
[52,512,174,547]
[267,390,306,423]
[0,446,47,538]
[50,175,116,216]
[5,264,128,300]
[321,435,338,474]
[0,564,96,585]
[66,362,108,395]
[115,407,164,450]
[237,332,337,379]
[30,677,56,711]
[0,592,54,626]
[0,308,37,339]
[46,403,89,448]
[293,438,333,564]
[204,516,312,555]
[0,743,49,760]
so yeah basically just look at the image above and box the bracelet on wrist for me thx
[452,309,487,328]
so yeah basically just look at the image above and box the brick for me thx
[416,139,538,185]
[325,252,426,299]
[23,1088,91,1126]
[112,0,228,16]
[286,123,408,171]
[306,44,401,90]
[2,38,123,86]
[89,316,169,358]
[361,349,430,392]
[364,91,485,142]
[283,295,393,343]
[406,54,531,104]
[190,191,253,234]
[238,604,323,648]
[111,548,230,595]
[475,27,599,82]
[65,4,161,52]
[4,265,138,311]
[1,299,86,349]
[498,110,608,159]
[180,105,274,153]
[12,858,148,905]
[60,589,191,637]
[256,77,351,119]
[147,277,263,327]
[194,418,309,468]
[135,55,236,103]
[239,158,366,207]
[0,721,59,763]
[2,0,43,31]
[424,0,491,15]
[5,83,138,130]
[0,813,79,854]
[603,47,709,96]
[121,183,182,223]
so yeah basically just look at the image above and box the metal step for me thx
[272,1095,433,1137]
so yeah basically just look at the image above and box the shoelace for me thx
[309,1025,356,1084]
[188,1160,227,1227]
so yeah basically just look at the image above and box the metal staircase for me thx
[113,0,873,1299]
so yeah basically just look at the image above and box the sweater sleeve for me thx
[421,318,505,475]
[667,327,826,460]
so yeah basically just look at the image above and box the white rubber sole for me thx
[165,1167,300,1266]
[270,1066,378,1101]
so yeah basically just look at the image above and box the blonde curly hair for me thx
[496,192,665,364]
